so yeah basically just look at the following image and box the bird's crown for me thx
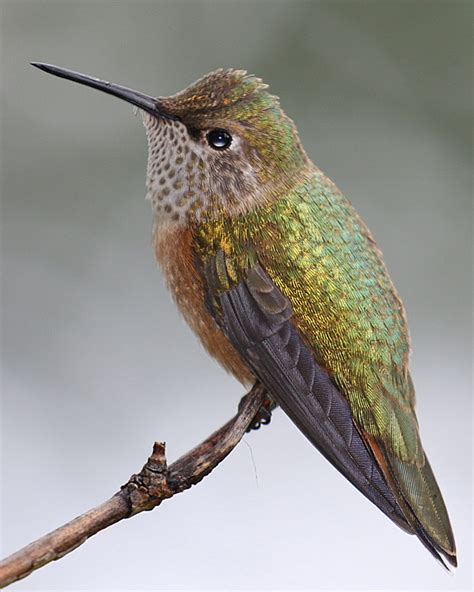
[157,68,278,124]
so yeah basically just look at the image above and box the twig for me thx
[0,383,266,588]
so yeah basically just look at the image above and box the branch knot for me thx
[121,442,173,515]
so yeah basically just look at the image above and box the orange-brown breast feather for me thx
[153,223,253,385]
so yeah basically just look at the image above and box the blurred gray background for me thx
[1,0,472,590]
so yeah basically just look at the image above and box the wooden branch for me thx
[0,383,266,588]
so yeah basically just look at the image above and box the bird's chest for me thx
[152,222,253,385]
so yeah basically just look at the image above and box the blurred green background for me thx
[1,0,472,589]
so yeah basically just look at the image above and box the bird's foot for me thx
[239,389,277,432]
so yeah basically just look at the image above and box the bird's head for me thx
[31,64,310,225]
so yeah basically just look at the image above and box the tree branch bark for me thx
[0,383,266,588]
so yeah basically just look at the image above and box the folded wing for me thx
[205,252,456,568]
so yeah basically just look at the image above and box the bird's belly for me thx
[153,222,254,385]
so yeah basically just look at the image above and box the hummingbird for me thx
[31,62,456,569]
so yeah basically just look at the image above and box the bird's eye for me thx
[207,129,232,150]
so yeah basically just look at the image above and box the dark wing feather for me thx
[207,256,410,532]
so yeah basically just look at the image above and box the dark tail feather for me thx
[388,453,457,569]
[364,434,456,569]
[413,516,457,570]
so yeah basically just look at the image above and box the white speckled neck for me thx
[142,112,262,227]
[143,115,203,224]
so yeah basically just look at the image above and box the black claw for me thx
[239,388,276,432]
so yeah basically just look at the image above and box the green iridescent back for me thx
[196,169,420,463]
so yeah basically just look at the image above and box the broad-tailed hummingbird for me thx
[31,62,456,569]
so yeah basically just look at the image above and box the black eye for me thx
[207,128,232,150]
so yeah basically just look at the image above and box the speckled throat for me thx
[142,113,262,226]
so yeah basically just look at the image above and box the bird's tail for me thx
[388,452,457,569]
[367,434,457,569]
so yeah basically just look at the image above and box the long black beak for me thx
[31,62,177,120]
